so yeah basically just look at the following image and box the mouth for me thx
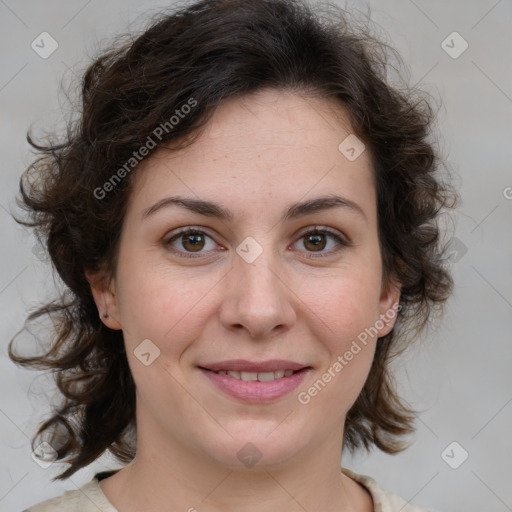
[197,360,312,402]
[199,367,309,382]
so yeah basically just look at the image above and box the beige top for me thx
[22,467,437,512]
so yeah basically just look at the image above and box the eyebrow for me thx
[141,194,367,223]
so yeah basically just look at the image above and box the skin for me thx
[87,88,401,512]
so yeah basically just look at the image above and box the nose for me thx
[218,249,297,339]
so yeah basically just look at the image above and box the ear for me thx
[85,268,122,330]
[377,273,402,338]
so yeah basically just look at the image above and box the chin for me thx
[200,426,309,471]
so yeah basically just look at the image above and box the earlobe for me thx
[85,269,122,330]
[377,274,402,337]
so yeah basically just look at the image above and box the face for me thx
[89,88,400,470]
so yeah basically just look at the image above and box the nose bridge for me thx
[219,237,296,337]
[238,251,279,298]
[235,233,279,288]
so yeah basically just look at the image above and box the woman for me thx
[10,0,457,510]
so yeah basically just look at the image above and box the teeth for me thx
[257,371,275,382]
[240,371,258,381]
[217,369,298,381]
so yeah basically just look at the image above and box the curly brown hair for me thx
[9,0,457,480]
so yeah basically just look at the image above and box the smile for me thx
[210,369,298,381]
[199,367,311,402]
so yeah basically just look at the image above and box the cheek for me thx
[114,260,216,409]
[305,270,382,345]
[115,254,218,354]
[298,273,381,401]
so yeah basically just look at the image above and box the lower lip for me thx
[199,368,310,403]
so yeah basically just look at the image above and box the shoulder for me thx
[341,467,440,512]
[22,474,118,512]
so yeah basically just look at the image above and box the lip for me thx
[199,359,308,373]
[199,365,311,403]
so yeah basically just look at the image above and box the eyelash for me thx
[163,226,350,260]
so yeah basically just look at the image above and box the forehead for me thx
[129,88,376,222]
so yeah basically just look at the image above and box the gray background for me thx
[1,1,511,511]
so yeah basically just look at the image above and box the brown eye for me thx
[181,232,206,252]
[165,228,218,258]
[292,227,349,258]
[303,233,327,251]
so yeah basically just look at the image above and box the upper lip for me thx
[199,359,310,373]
